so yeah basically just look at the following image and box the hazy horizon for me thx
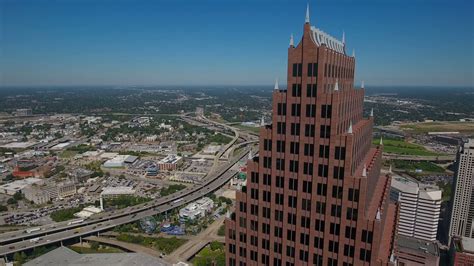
[1,0,473,87]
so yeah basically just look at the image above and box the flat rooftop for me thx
[24,246,169,266]
[397,235,440,257]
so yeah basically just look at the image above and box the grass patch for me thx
[392,160,446,173]
[234,124,261,134]
[160,184,187,197]
[50,206,83,222]
[217,224,226,236]
[400,121,474,134]
[59,150,78,159]
[104,195,151,209]
[116,234,187,254]
[208,133,233,145]
[192,241,225,266]
[375,138,442,156]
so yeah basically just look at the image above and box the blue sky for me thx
[1,0,473,87]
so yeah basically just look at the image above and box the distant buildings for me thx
[158,155,182,171]
[390,174,442,241]
[449,139,474,239]
[14,108,32,116]
[179,197,214,220]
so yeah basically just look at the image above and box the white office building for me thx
[390,174,442,241]
[179,197,214,220]
[450,139,474,239]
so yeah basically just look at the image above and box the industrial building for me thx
[390,174,442,241]
[0,178,44,195]
[103,155,138,168]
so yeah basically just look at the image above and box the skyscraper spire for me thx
[305,3,310,24]
[260,116,265,127]
[274,78,279,90]
[370,108,374,117]
[348,120,353,134]
[361,80,365,89]
[380,136,384,146]
[342,31,345,45]
[352,49,356,57]
[289,34,294,47]
[362,164,367,177]
[248,149,253,160]
[334,79,339,91]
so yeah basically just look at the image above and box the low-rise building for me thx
[44,181,77,199]
[23,185,50,204]
[67,168,94,183]
[396,235,440,265]
[103,155,138,168]
[179,197,214,220]
[158,155,182,171]
[101,186,136,198]
[24,246,168,266]
[74,206,102,218]
[450,237,474,266]
[0,178,44,195]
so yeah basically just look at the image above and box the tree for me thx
[0,205,8,212]
[90,241,99,250]
[7,198,17,205]
[13,191,23,201]
[13,252,26,264]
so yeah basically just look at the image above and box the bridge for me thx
[0,114,259,260]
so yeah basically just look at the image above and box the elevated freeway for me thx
[0,148,253,258]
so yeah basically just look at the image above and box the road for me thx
[167,216,225,264]
[382,153,455,162]
[0,148,251,259]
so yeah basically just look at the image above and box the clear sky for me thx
[1,0,473,87]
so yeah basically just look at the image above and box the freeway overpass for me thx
[0,148,252,259]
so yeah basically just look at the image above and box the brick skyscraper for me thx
[225,5,397,266]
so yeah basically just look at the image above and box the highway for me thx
[0,149,250,258]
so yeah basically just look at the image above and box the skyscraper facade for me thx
[225,6,397,266]
[449,139,474,239]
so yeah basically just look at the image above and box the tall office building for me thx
[449,139,474,239]
[225,5,397,266]
[390,174,442,241]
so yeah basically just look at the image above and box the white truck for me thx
[25,227,41,234]
[67,219,84,225]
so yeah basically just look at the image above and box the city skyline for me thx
[1,0,473,87]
